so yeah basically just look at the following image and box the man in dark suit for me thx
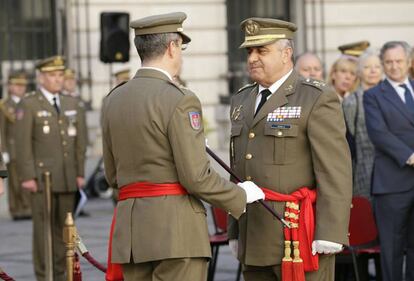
[364,41,414,281]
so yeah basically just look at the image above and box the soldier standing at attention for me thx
[101,12,265,281]
[0,71,32,220]
[227,17,352,281]
[15,56,87,281]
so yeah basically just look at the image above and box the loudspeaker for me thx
[100,12,130,63]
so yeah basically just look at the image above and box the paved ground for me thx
[0,152,241,281]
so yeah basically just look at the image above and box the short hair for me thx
[328,55,359,93]
[134,32,181,63]
[295,52,322,68]
[276,39,295,63]
[379,41,411,63]
[357,49,381,75]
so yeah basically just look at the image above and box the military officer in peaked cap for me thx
[101,12,264,281]
[0,71,32,220]
[227,17,352,281]
[338,40,370,57]
[15,56,87,281]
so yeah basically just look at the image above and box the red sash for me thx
[105,182,188,281]
[261,187,318,281]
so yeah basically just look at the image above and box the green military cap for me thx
[130,12,191,44]
[114,68,130,80]
[64,68,76,79]
[239,17,297,48]
[36,55,66,72]
[338,41,370,57]
[8,70,28,85]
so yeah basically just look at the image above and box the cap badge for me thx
[245,20,260,36]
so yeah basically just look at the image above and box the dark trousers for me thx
[374,187,414,281]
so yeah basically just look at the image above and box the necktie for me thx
[255,89,272,117]
[53,96,60,114]
[399,84,414,115]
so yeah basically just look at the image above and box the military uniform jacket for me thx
[228,71,352,266]
[101,68,246,264]
[16,90,87,192]
[0,97,19,161]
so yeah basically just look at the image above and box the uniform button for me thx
[38,162,44,167]
[246,176,252,181]
[61,130,65,135]
[248,132,255,139]
[277,131,283,136]
[64,152,68,157]
[245,153,252,160]
[58,120,63,124]
[62,141,67,146]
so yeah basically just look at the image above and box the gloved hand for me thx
[238,181,265,203]
[229,239,238,258]
[2,152,10,164]
[407,153,414,166]
[312,240,343,255]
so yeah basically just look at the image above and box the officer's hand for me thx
[237,181,265,203]
[22,179,37,192]
[1,152,10,164]
[0,178,4,196]
[312,240,343,255]
[228,239,238,258]
[76,177,85,189]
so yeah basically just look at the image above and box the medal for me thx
[43,125,50,134]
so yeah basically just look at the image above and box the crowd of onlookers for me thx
[295,41,414,281]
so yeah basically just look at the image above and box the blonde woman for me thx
[328,55,359,102]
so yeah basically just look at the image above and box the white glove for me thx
[2,152,10,164]
[312,240,343,255]
[229,239,238,258]
[238,181,265,203]
[407,153,414,166]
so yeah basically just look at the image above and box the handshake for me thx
[238,181,265,203]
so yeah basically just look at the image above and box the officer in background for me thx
[228,18,352,281]
[63,68,81,99]
[113,68,130,85]
[338,41,370,57]
[295,52,324,81]
[15,56,87,281]
[102,12,264,281]
[0,71,32,220]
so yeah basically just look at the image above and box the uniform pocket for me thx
[264,123,298,164]
[230,124,243,165]
[188,195,207,214]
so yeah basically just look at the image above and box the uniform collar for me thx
[139,67,173,81]
[258,69,293,95]
[40,87,61,106]
[11,95,21,104]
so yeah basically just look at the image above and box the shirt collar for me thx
[258,69,293,95]
[139,67,173,81]
[386,76,411,90]
[11,95,21,104]
[40,87,60,105]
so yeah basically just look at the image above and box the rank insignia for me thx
[231,105,243,121]
[188,112,201,130]
[267,106,301,122]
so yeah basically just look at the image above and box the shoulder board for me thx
[24,91,37,98]
[106,81,127,97]
[301,78,326,90]
[237,82,257,94]
[167,80,188,95]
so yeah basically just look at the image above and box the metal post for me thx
[63,212,76,281]
[43,171,54,281]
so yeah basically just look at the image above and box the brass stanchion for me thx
[64,212,76,281]
[43,171,54,281]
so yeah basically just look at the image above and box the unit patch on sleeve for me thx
[188,112,201,130]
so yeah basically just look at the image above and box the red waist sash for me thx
[106,182,188,281]
[261,187,318,281]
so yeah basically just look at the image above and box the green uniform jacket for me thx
[15,90,87,192]
[228,71,352,266]
[0,97,19,160]
[101,68,246,264]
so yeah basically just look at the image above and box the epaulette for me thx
[167,80,188,95]
[237,82,257,94]
[302,78,326,90]
[106,81,127,97]
[24,91,36,98]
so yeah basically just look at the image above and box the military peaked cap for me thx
[36,56,66,72]
[8,70,28,85]
[64,68,76,79]
[338,41,370,57]
[130,12,191,44]
[239,17,297,48]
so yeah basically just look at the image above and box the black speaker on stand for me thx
[99,12,130,63]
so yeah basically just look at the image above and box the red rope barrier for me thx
[74,253,82,281]
[0,270,15,281]
[82,252,107,273]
